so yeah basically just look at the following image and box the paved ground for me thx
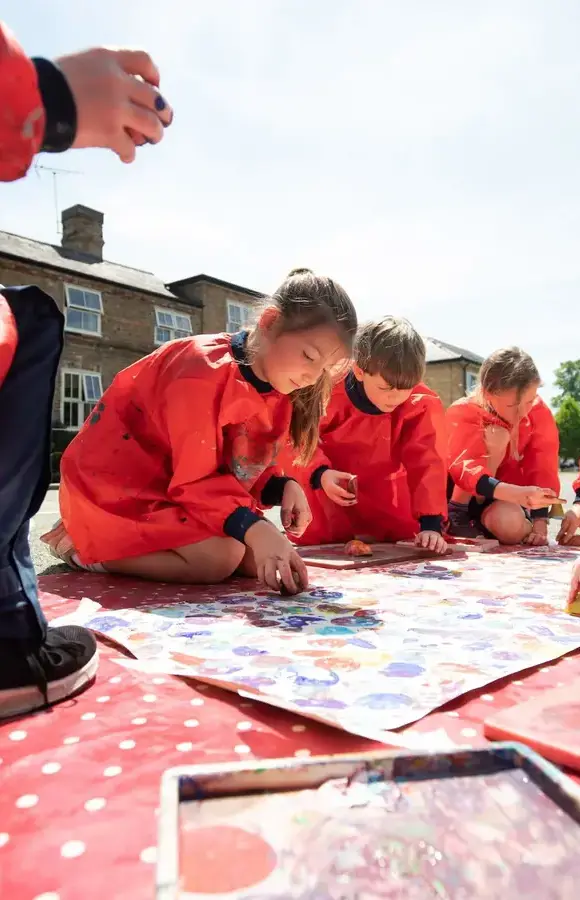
[30,471,578,577]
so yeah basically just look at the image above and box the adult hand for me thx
[244,520,309,595]
[57,47,173,162]
[321,469,357,506]
[280,481,312,538]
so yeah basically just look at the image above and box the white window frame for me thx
[154,307,194,345]
[465,370,478,394]
[226,300,253,334]
[64,284,103,337]
[60,368,103,431]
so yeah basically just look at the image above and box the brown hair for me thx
[355,316,426,388]
[476,347,541,459]
[477,347,541,398]
[252,268,357,464]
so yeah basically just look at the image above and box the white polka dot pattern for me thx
[60,840,86,859]
[2,562,575,900]
[16,794,39,809]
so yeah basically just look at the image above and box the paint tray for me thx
[297,542,446,569]
[156,743,580,899]
[484,685,580,773]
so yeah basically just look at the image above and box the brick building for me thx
[424,338,483,407]
[0,204,262,471]
[0,203,482,472]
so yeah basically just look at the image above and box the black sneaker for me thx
[447,500,485,539]
[0,625,98,719]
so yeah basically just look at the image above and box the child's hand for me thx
[321,469,357,506]
[280,481,312,538]
[415,531,447,554]
[568,560,580,607]
[244,520,308,594]
[496,484,559,509]
[558,505,580,544]
[524,517,549,546]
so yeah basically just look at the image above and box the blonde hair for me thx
[251,268,357,464]
[355,316,426,388]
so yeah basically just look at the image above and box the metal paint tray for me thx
[157,743,580,899]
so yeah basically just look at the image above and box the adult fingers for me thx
[125,127,148,147]
[110,129,137,164]
[128,76,173,126]
[126,103,164,143]
[114,49,160,86]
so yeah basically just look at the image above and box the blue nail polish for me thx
[155,95,166,112]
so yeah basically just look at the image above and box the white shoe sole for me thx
[0,649,99,719]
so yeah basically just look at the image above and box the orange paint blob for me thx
[180,825,277,894]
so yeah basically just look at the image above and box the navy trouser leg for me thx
[0,286,63,642]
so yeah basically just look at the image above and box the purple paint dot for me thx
[232,646,268,657]
[357,693,413,710]
[382,662,425,678]
[86,615,132,632]
[295,698,347,710]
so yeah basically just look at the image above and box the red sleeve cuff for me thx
[0,24,45,181]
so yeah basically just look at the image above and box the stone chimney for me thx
[61,205,104,260]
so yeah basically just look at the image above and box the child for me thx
[447,347,560,545]
[557,462,580,544]
[289,317,448,553]
[42,269,357,596]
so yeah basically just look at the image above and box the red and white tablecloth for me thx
[1,568,579,900]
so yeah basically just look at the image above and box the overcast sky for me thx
[2,0,579,403]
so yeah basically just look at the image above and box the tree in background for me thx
[553,359,580,409]
[555,395,580,461]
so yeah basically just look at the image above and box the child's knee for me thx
[180,538,245,583]
[481,500,531,545]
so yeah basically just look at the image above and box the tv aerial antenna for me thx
[33,162,83,235]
